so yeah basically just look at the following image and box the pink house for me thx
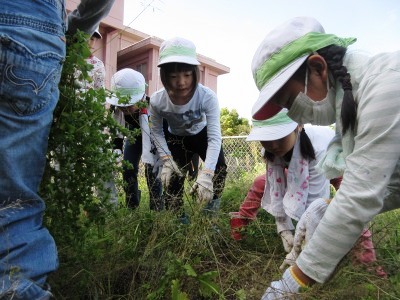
[66,0,230,96]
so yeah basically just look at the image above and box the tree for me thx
[220,108,250,136]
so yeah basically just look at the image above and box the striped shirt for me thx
[297,50,400,283]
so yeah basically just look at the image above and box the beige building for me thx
[66,0,230,96]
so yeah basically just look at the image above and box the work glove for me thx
[276,216,295,253]
[160,155,183,188]
[279,198,330,270]
[280,247,299,271]
[261,266,306,300]
[279,230,294,253]
[190,169,214,203]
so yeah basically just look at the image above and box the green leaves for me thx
[40,30,136,246]
[197,271,220,298]
[171,280,189,300]
[146,252,222,299]
[220,107,250,136]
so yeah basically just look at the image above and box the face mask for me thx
[287,70,336,125]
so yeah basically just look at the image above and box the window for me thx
[136,63,147,80]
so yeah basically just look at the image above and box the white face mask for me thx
[287,70,336,125]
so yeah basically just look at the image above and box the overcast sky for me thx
[123,0,400,120]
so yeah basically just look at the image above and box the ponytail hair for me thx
[317,45,357,135]
[299,127,316,161]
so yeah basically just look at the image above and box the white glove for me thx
[279,198,330,270]
[262,267,304,300]
[190,170,214,203]
[279,230,294,253]
[279,247,298,270]
[160,156,183,188]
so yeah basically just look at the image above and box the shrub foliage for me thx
[40,31,132,245]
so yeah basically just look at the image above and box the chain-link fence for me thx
[140,136,264,182]
[194,136,264,181]
[221,136,264,180]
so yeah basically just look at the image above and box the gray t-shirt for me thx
[149,84,222,171]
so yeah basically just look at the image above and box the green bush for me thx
[40,31,133,246]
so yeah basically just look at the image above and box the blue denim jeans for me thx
[0,0,66,298]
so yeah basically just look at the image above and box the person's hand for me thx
[279,246,299,270]
[261,267,305,299]
[279,230,294,253]
[279,198,330,270]
[294,198,330,249]
[160,156,183,188]
[190,169,214,203]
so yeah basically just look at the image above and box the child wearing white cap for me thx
[107,68,163,210]
[149,37,227,220]
[230,109,334,251]
[250,17,400,299]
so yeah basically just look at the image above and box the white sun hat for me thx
[251,16,356,120]
[246,109,298,142]
[158,37,200,66]
[106,68,146,107]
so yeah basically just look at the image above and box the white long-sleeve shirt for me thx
[149,84,222,171]
[297,50,400,283]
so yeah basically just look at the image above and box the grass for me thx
[48,174,400,299]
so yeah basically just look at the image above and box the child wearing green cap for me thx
[149,37,227,220]
[229,110,335,251]
[107,68,163,210]
[250,16,400,299]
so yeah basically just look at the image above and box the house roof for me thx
[118,36,230,75]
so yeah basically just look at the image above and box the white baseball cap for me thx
[251,16,356,120]
[158,37,200,66]
[106,68,146,107]
[246,109,298,142]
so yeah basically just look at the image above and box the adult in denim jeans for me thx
[0,0,115,298]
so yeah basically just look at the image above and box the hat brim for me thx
[251,55,308,120]
[106,94,143,107]
[246,121,298,142]
[158,55,200,66]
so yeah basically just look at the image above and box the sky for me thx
[123,0,400,120]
